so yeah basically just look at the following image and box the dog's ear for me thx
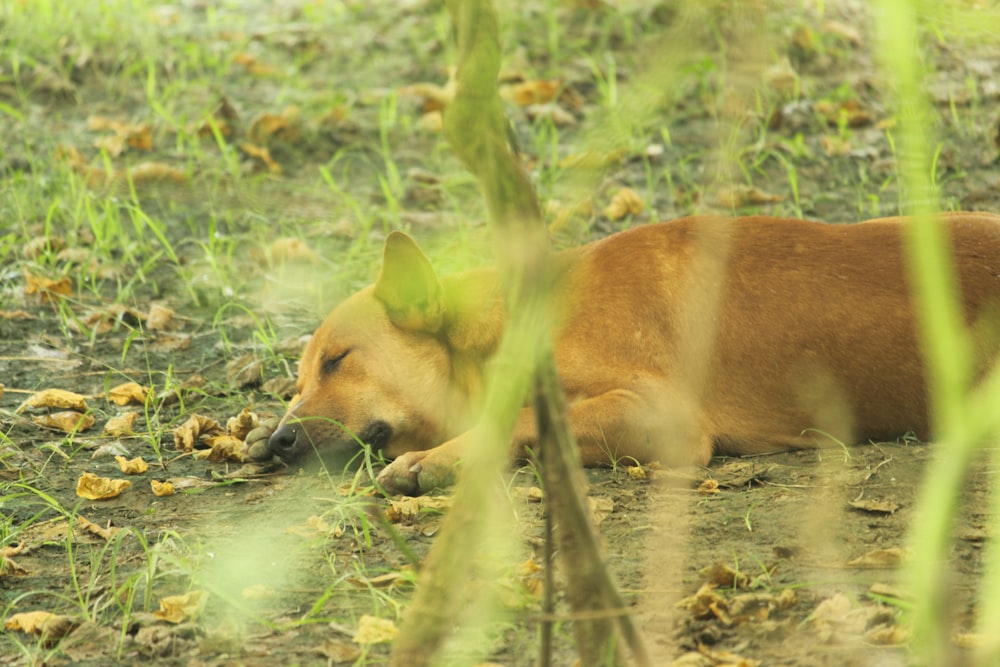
[375,231,445,333]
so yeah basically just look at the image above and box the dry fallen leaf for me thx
[604,187,644,220]
[697,478,720,494]
[352,614,399,644]
[107,382,150,406]
[173,414,225,452]
[846,547,907,569]
[104,411,139,436]
[146,304,175,331]
[248,106,302,144]
[193,435,250,463]
[500,79,561,106]
[226,408,259,440]
[699,562,751,589]
[320,638,363,662]
[17,388,88,413]
[848,497,900,514]
[32,411,96,433]
[76,516,118,541]
[286,515,339,539]
[265,238,321,265]
[126,162,188,184]
[588,496,614,525]
[151,480,175,497]
[677,583,730,623]
[233,52,275,76]
[153,590,205,624]
[815,99,872,127]
[115,455,149,475]
[24,273,73,301]
[385,496,453,524]
[5,611,59,634]
[76,472,131,500]
[240,142,281,174]
[717,185,784,208]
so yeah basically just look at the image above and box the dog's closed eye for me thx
[321,349,350,376]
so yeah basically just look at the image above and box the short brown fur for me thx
[263,214,1000,494]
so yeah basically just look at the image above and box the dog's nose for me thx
[267,423,299,457]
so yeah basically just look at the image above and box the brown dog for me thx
[258,213,1000,495]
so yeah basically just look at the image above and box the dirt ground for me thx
[2,2,1000,665]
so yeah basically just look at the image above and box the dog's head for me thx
[265,232,462,466]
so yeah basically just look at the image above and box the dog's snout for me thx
[268,423,300,457]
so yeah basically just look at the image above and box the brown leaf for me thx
[226,408,259,440]
[146,304,175,331]
[240,142,282,174]
[76,516,118,541]
[848,497,899,514]
[815,99,872,127]
[32,411,96,433]
[5,611,61,635]
[226,353,264,389]
[846,547,907,569]
[173,414,225,452]
[193,435,250,463]
[76,472,131,500]
[248,107,301,143]
[17,388,88,413]
[319,638,363,662]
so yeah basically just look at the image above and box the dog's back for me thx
[552,213,1000,464]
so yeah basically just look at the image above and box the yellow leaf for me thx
[17,388,88,413]
[151,480,175,497]
[23,273,73,301]
[104,411,139,436]
[127,162,187,184]
[352,614,399,644]
[76,472,131,500]
[385,496,452,524]
[240,142,282,174]
[32,411,96,433]
[153,590,205,624]
[265,238,320,266]
[115,455,148,475]
[499,79,561,106]
[108,382,150,406]
[604,187,644,220]
[5,611,57,634]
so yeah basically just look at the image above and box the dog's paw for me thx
[245,417,280,461]
[376,450,457,496]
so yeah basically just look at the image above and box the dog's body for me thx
[263,213,1000,494]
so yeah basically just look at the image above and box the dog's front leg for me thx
[376,434,472,496]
